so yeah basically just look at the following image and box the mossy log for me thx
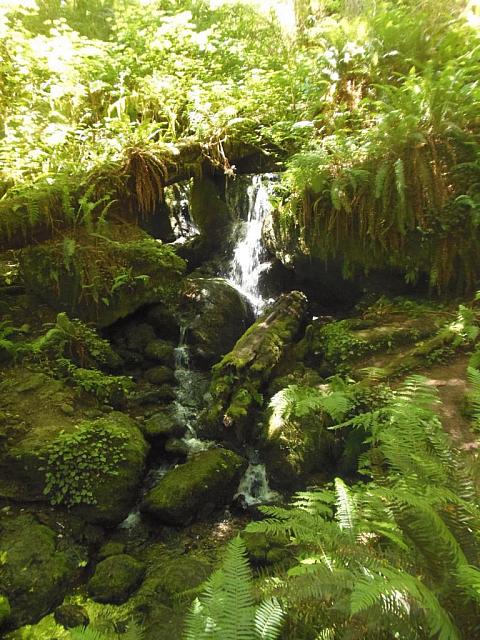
[199,290,308,442]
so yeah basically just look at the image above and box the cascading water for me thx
[235,461,280,507]
[173,325,211,454]
[228,174,276,315]
[167,182,199,242]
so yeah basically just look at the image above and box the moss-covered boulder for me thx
[87,554,145,604]
[0,514,85,629]
[144,365,176,385]
[144,339,176,366]
[199,290,308,442]
[0,595,11,628]
[179,276,253,366]
[190,174,233,237]
[19,224,186,327]
[141,448,248,525]
[142,410,186,442]
[0,372,149,525]
[54,604,89,629]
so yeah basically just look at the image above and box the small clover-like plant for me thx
[43,421,128,508]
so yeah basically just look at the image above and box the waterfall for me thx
[228,174,276,315]
[167,182,199,242]
[236,462,280,506]
[173,325,211,454]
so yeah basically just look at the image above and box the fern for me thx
[183,537,284,640]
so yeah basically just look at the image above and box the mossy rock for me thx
[142,411,186,442]
[0,376,149,525]
[53,603,89,629]
[144,365,176,386]
[179,276,253,366]
[141,448,248,525]
[124,322,156,353]
[98,541,126,559]
[19,225,186,327]
[146,304,179,341]
[0,514,85,629]
[87,554,145,604]
[144,339,176,367]
[0,595,11,628]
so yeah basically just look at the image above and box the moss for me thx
[141,448,247,525]
[142,410,185,441]
[0,514,85,629]
[98,541,126,559]
[19,224,186,327]
[144,339,175,366]
[87,555,145,604]
[0,595,11,628]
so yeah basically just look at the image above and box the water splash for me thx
[236,462,280,506]
[174,324,211,454]
[228,174,276,315]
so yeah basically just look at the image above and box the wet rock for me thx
[87,554,145,604]
[199,290,308,442]
[144,339,176,367]
[141,448,247,526]
[144,365,176,386]
[179,276,253,366]
[142,410,186,442]
[54,603,90,629]
[0,514,85,629]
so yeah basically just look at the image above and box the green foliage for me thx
[69,621,144,639]
[249,376,480,638]
[42,421,128,507]
[184,536,284,640]
[316,320,369,368]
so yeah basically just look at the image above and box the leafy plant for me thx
[42,420,128,507]
[184,536,284,640]
[249,376,480,639]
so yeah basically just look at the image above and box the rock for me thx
[19,226,186,327]
[125,322,156,353]
[129,385,177,406]
[179,276,254,366]
[0,514,85,629]
[0,595,11,628]
[98,541,126,559]
[87,554,145,604]
[144,339,176,367]
[146,304,179,340]
[54,604,90,629]
[0,374,149,525]
[190,174,233,238]
[141,448,248,525]
[164,438,189,457]
[144,365,176,385]
[140,604,184,640]
[142,411,186,442]
[199,290,308,442]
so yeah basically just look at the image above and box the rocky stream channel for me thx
[0,174,472,639]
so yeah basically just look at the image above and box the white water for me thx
[174,325,211,454]
[228,175,276,315]
[236,462,280,506]
[167,182,199,242]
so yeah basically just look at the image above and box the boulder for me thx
[0,595,11,628]
[199,290,308,442]
[144,365,176,386]
[142,410,186,442]
[146,304,179,340]
[87,554,145,604]
[0,514,85,629]
[141,448,247,525]
[144,339,176,367]
[54,604,90,629]
[19,225,186,327]
[179,276,254,366]
[0,372,149,525]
